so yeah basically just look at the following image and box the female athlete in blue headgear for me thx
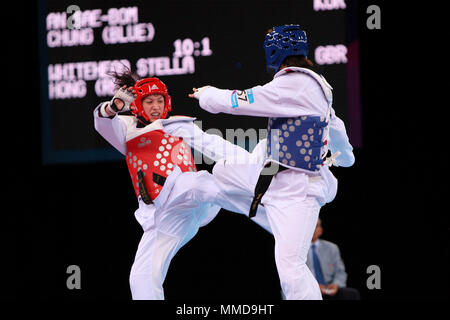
[189,24,355,300]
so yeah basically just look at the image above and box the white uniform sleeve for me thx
[328,108,355,167]
[93,102,127,155]
[249,138,268,165]
[163,120,251,163]
[199,75,320,118]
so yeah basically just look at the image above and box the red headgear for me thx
[131,77,172,122]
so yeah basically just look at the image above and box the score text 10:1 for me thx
[173,37,212,57]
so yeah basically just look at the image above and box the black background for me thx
[2,0,446,311]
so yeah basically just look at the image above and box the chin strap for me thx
[136,116,151,127]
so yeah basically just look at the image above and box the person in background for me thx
[307,218,360,300]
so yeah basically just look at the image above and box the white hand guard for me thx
[192,85,212,100]
[323,151,341,167]
[109,87,136,113]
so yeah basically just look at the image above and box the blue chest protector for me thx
[265,67,333,172]
[267,116,328,171]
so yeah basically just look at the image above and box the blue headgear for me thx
[264,24,308,73]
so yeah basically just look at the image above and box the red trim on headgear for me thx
[131,77,172,122]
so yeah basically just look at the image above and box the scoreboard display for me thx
[38,0,360,164]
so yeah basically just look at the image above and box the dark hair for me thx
[280,55,314,69]
[107,65,140,89]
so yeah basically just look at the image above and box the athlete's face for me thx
[142,94,165,122]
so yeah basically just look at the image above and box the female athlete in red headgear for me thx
[94,69,250,299]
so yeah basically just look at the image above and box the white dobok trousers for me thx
[211,157,337,300]
[129,168,220,300]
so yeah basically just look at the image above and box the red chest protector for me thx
[125,129,197,201]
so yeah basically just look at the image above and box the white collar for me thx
[273,66,316,79]
[273,67,333,104]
